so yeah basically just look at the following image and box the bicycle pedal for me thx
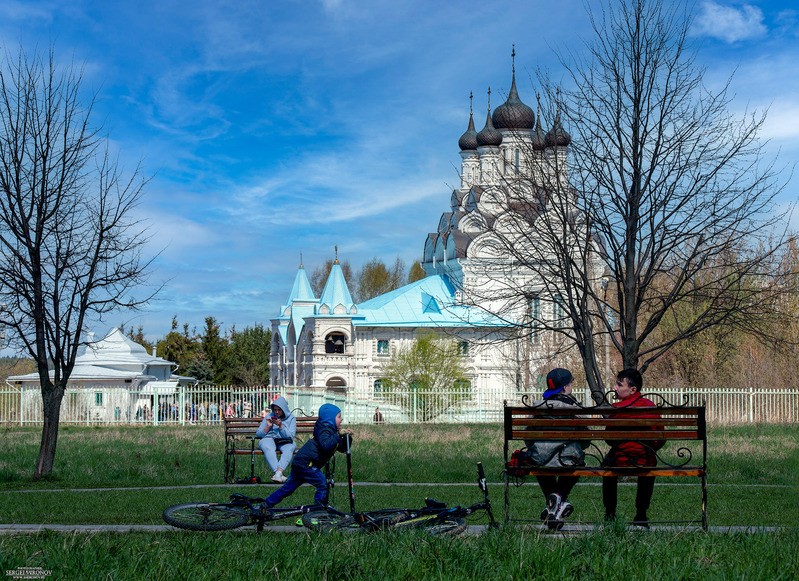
[295,518,304,527]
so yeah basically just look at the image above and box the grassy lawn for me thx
[1,423,798,579]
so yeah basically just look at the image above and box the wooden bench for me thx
[503,397,707,529]
[223,411,318,483]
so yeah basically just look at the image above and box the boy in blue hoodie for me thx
[261,403,350,509]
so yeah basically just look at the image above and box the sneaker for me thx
[541,493,561,523]
[632,514,650,529]
[554,499,573,521]
[271,470,287,483]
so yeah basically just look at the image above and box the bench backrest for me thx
[224,415,319,438]
[504,405,706,443]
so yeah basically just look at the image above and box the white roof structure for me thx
[6,328,195,388]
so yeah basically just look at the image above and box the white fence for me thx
[1,383,797,426]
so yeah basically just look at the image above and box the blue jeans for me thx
[264,463,328,507]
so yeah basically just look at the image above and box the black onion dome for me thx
[492,74,535,130]
[531,116,546,150]
[476,110,503,147]
[544,114,571,147]
[458,112,478,151]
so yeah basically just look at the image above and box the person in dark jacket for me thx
[526,367,586,530]
[261,403,350,509]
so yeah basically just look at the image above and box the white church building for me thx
[270,54,580,407]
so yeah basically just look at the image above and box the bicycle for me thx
[302,462,497,536]
[163,493,330,532]
[163,437,355,533]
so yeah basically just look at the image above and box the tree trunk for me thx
[34,386,65,480]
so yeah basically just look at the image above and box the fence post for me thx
[413,388,417,423]
[749,386,754,423]
[180,385,185,426]
[153,387,159,427]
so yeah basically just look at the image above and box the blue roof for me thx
[318,261,355,314]
[355,275,507,327]
[287,266,315,303]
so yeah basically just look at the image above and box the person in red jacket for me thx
[602,368,664,528]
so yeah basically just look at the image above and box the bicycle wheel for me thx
[419,517,468,537]
[163,502,250,531]
[301,511,360,532]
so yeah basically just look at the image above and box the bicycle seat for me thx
[424,498,447,509]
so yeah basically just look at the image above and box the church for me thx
[270,52,577,406]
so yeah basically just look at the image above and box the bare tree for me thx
[0,48,157,478]
[456,0,791,401]
[356,256,407,303]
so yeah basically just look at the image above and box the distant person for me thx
[525,367,587,530]
[261,404,351,511]
[602,368,664,528]
[256,396,297,483]
[373,407,384,424]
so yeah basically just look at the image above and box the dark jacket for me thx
[293,403,349,469]
[525,392,588,467]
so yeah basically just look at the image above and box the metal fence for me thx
[1,383,797,426]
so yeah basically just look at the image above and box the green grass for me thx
[1,423,799,580]
[2,528,798,580]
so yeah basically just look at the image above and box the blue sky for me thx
[1,0,798,345]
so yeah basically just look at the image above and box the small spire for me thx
[487,86,492,112]
[512,44,516,76]
[299,252,304,269]
[333,245,339,265]
[469,91,473,115]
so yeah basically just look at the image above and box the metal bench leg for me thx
[504,472,510,526]
[701,472,708,531]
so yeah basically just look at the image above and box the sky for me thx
[1,0,798,346]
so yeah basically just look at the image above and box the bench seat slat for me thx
[509,429,699,440]
[517,467,705,477]
[511,417,699,427]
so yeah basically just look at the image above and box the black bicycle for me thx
[302,462,496,536]
[163,493,332,532]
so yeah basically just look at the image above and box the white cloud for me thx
[692,1,767,42]
[762,103,799,140]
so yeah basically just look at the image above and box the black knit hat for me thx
[543,368,573,399]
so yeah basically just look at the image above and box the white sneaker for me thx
[271,470,287,483]
[541,493,561,522]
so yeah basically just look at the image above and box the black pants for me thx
[536,475,579,501]
[602,475,655,519]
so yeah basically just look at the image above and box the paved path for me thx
[0,523,787,535]
[8,481,796,494]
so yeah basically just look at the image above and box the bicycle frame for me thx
[306,462,497,534]
[383,462,496,531]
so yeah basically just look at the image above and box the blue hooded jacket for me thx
[294,404,345,469]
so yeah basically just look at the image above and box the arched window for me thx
[326,377,346,388]
[325,332,346,354]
